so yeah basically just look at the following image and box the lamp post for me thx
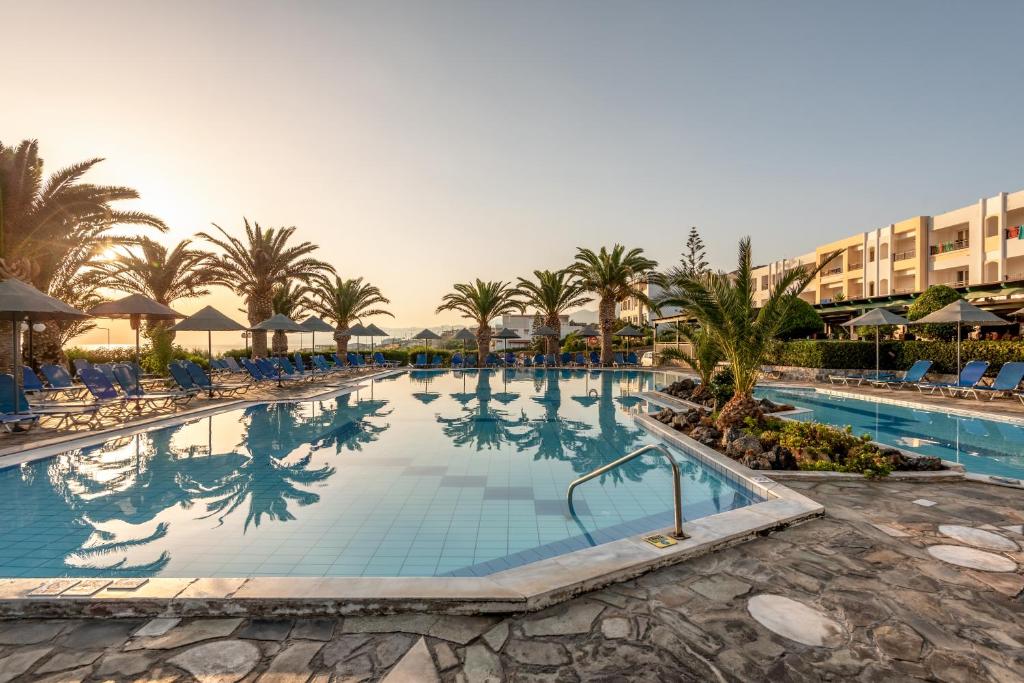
[96,326,111,346]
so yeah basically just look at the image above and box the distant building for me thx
[494,313,595,350]
[617,276,680,326]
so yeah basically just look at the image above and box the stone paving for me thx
[0,479,1021,682]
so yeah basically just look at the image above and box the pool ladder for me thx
[566,443,687,539]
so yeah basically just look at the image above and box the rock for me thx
[237,618,295,641]
[688,575,752,602]
[600,617,632,639]
[96,652,156,677]
[0,647,53,683]
[505,639,571,666]
[61,620,143,649]
[463,644,503,682]
[134,618,180,638]
[727,434,764,459]
[689,425,721,447]
[168,640,260,683]
[321,635,371,667]
[0,621,66,645]
[35,650,102,674]
[291,618,336,641]
[258,641,324,683]
[481,621,509,651]
[373,634,415,668]
[125,618,243,650]
[740,452,773,470]
[671,414,685,429]
[522,600,604,636]
[873,623,924,661]
[432,642,459,671]
[33,665,94,683]
[381,637,439,683]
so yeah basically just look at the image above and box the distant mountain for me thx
[566,308,598,324]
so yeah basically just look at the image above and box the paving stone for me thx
[381,637,439,683]
[521,599,604,636]
[32,665,95,683]
[134,617,181,637]
[938,525,1020,551]
[504,639,570,666]
[125,617,244,650]
[432,642,459,671]
[0,621,66,645]
[257,641,324,682]
[873,623,924,661]
[168,639,260,683]
[373,633,415,668]
[426,616,497,645]
[35,650,102,674]
[333,653,374,679]
[600,616,632,639]
[747,594,846,647]
[927,544,1018,572]
[237,618,295,641]
[61,619,143,649]
[688,574,752,602]
[320,634,371,667]
[462,644,503,682]
[96,651,157,677]
[0,646,53,683]
[291,618,335,641]
[481,621,509,651]
[927,650,989,683]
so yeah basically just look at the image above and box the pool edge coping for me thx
[0,378,823,618]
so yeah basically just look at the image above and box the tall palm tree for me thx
[675,324,723,401]
[270,282,310,354]
[89,237,214,342]
[656,238,831,429]
[436,279,523,359]
[569,245,657,365]
[199,219,331,357]
[516,270,591,355]
[0,139,166,367]
[305,274,393,356]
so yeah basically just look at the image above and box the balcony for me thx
[823,266,843,276]
[847,262,863,271]
[892,249,916,261]
[930,239,969,255]
[1005,272,1024,282]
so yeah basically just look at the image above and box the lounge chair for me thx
[955,362,1024,400]
[38,364,89,400]
[465,353,478,368]
[613,352,626,366]
[451,353,463,369]
[560,352,572,366]
[522,356,533,367]
[533,353,545,367]
[413,353,428,368]
[589,351,600,366]
[21,366,72,402]
[575,353,586,367]
[505,352,516,367]
[431,354,443,368]
[312,355,346,376]
[72,358,91,377]
[917,360,989,396]
[626,352,639,366]
[485,353,500,367]
[545,353,557,367]
[223,356,247,375]
[869,360,932,390]
[373,352,397,368]
[277,357,317,381]
[258,358,307,383]
[183,361,252,395]
[0,374,102,430]
[112,365,195,409]
[239,358,276,384]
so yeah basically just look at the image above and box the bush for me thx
[764,418,892,477]
[906,285,961,340]
[706,366,735,407]
[776,297,824,340]
[767,339,1024,375]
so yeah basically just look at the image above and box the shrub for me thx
[763,418,892,477]
[776,297,824,340]
[906,285,961,340]
[706,367,735,407]
[767,339,1024,375]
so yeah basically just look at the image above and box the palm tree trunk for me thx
[334,328,350,356]
[271,330,288,355]
[33,324,65,366]
[249,293,272,358]
[477,324,492,362]
[545,313,560,356]
[0,321,13,374]
[717,393,762,431]
[598,297,615,365]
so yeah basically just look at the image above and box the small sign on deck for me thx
[642,534,677,549]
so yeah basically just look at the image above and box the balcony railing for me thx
[929,239,969,255]
[847,263,863,270]
[823,266,843,276]
[1005,272,1024,282]
[893,249,916,261]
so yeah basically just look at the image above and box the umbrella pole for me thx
[957,324,961,375]
[208,330,214,398]
[875,326,880,379]
[11,319,20,414]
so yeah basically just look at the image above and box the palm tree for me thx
[0,139,166,367]
[569,245,657,365]
[436,279,523,359]
[305,275,393,356]
[199,219,331,357]
[656,238,831,429]
[89,237,214,342]
[675,324,723,401]
[516,270,590,355]
[270,282,310,354]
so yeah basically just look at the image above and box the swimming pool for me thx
[0,369,764,579]
[756,387,1024,481]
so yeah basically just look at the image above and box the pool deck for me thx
[0,479,1019,681]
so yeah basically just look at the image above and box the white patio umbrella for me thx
[842,308,908,380]
[912,299,1009,374]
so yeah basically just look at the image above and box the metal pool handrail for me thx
[566,443,686,538]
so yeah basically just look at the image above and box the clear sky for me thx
[4,1,1023,346]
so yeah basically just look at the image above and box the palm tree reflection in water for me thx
[437,370,526,451]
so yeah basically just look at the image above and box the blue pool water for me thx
[756,387,1024,481]
[0,369,762,578]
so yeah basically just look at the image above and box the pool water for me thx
[756,387,1024,481]
[0,369,762,578]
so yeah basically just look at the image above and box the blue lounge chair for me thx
[451,353,463,369]
[373,352,396,368]
[543,353,555,367]
[505,352,516,367]
[485,353,500,367]
[533,353,545,367]
[522,356,533,367]
[72,358,91,377]
[21,366,70,402]
[414,353,428,368]
[258,358,307,383]
[0,374,101,430]
[277,357,316,381]
[575,353,586,367]
[613,352,626,366]
[431,354,443,368]
[626,352,639,366]
[917,360,989,395]
[184,361,252,395]
[957,362,1024,400]
[465,354,478,368]
[223,356,247,375]
[589,351,600,366]
[560,352,571,366]
[869,360,932,390]
[39,363,88,400]
[112,365,195,409]
[238,358,276,384]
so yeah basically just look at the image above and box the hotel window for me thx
[760,275,768,290]
[868,247,875,263]
[956,269,968,285]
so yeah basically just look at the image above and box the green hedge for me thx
[769,340,1024,375]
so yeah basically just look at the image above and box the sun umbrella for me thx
[300,316,334,354]
[614,324,643,355]
[87,294,183,371]
[346,323,368,356]
[0,278,92,412]
[363,323,388,357]
[494,327,520,355]
[413,328,441,364]
[842,308,909,380]
[911,299,1009,373]
[172,305,248,396]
